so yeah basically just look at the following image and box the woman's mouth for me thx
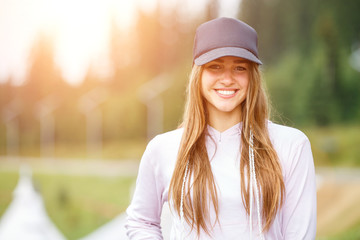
[216,90,236,95]
[215,89,238,98]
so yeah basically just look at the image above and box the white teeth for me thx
[216,90,236,95]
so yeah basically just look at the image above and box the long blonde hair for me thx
[169,62,285,236]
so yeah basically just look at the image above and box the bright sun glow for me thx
[49,0,136,85]
[0,0,137,86]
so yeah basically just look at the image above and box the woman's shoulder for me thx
[140,128,184,172]
[145,128,184,154]
[267,121,309,146]
[151,127,184,144]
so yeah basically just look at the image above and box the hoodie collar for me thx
[207,122,242,142]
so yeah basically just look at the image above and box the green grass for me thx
[0,171,18,218]
[302,124,360,166]
[318,220,360,240]
[0,170,135,240]
[8,139,148,160]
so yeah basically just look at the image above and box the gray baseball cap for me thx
[193,17,262,66]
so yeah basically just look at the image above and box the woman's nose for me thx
[219,69,234,85]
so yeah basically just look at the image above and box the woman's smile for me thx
[215,89,239,98]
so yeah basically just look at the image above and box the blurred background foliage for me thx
[0,0,360,239]
[0,0,359,161]
[242,0,360,127]
[1,0,359,163]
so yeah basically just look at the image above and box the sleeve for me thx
[125,138,165,239]
[282,135,317,240]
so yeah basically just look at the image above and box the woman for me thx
[125,17,316,239]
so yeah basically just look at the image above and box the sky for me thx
[0,0,241,86]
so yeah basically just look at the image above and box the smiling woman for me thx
[125,17,317,240]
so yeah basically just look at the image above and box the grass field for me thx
[0,170,135,240]
[320,220,360,240]
[303,124,360,167]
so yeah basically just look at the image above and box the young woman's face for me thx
[201,56,250,120]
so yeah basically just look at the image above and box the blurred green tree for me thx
[240,0,360,126]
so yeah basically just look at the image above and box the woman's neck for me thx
[208,111,242,132]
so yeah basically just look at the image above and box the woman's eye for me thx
[234,66,246,71]
[208,64,221,70]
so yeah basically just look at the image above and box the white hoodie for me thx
[125,121,317,239]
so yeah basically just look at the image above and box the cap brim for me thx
[194,47,262,66]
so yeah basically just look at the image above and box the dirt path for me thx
[316,167,360,238]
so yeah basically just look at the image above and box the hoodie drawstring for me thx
[249,131,265,240]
